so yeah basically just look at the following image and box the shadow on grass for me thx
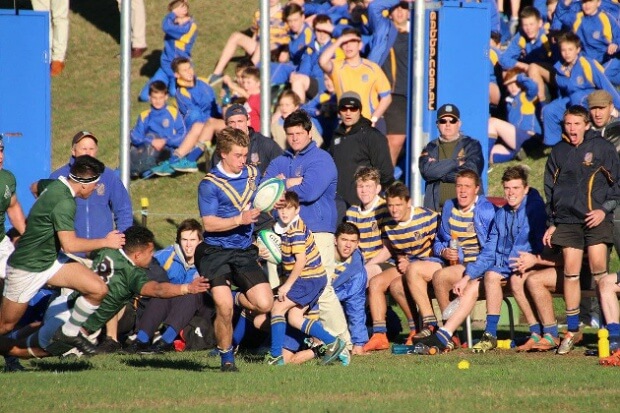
[71,0,121,44]
[139,49,163,77]
[30,358,93,372]
[121,357,208,371]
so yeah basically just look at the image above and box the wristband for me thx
[181,284,189,295]
[371,116,378,124]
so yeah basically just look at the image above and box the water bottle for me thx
[442,297,461,320]
[413,343,438,355]
[449,234,459,266]
[599,328,610,359]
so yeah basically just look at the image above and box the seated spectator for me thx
[345,167,390,281]
[138,0,197,102]
[126,219,214,353]
[207,0,289,85]
[542,32,620,146]
[332,222,368,355]
[151,57,219,176]
[419,166,547,353]
[363,182,438,352]
[500,6,556,103]
[404,169,495,344]
[130,81,186,178]
[419,104,484,212]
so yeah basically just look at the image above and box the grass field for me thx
[2,1,620,410]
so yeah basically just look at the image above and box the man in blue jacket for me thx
[419,104,484,212]
[49,131,133,244]
[264,109,351,349]
[418,166,547,353]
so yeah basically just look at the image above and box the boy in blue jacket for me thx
[130,81,186,178]
[138,0,197,101]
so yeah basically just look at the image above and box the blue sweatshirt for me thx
[264,141,338,233]
[130,104,186,149]
[161,12,198,72]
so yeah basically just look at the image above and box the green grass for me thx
[7,1,618,410]
[3,336,619,412]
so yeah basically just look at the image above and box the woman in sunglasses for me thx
[419,103,484,212]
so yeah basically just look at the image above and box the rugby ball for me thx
[253,178,285,212]
[256,229,282,265]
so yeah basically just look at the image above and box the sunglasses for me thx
[437,118,458,125]
[339,106,360,113]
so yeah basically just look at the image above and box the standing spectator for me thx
[588,90,620,254]
[211,104,282,175]
[264,110,352,349]
[330,91,393,212]
[117,0,148,58]
[368,0,410,165]
[419,103,484,212]
[50,131,133,242]
[32,0,69,76]
[319,27,392,132]
[543,105,620,354]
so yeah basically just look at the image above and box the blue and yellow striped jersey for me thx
[346,197,390,262]
[382,207,438,261]
[447,205,480,263]
[280,217,326,279]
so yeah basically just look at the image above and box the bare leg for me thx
[290,72,310,103]
[213,32,257,75]
[484,271,504,316]
[367,267,401,325]
[526,267,560,325]
[211,285,235,350]
[442,279,480,334]
[387,134,406,167]
[599,273,620,325]
[388,276,415,321]
[489,82,501,106]
[562,247,584,318]
[527,63,551,102]
[510,272,538,325]
[404,261,442,318]
[489,117,517,150]
[432,265,465,311]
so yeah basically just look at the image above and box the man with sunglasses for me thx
[419,104,484,212]
[330,91,393,212]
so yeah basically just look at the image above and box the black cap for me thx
[72,131,98,145]
[437,104,460,120]
[224,103,248,121]
[338,91,362,110]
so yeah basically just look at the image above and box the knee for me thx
[368,276,383,294]
[599,274,618,295]
[89,280,108,302]
[253,296,273,314]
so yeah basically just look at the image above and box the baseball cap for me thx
[225,103,248,121]
[587,90,613,108]
[72,131,98,145]
[437,104,460,120]
[338,91,362,110]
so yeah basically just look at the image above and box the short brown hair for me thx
[354,166,381,184]
[456,169,481,187]
[216,127,249,157]
[242,67,260,82]
[385,181,410,201]
[168,0,188,12]
[171,57,191,74]
[501,165,529,186]
[282,191,300,209]
[176,218,203,244]
[563,104,590,124]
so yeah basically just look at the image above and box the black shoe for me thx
[122,340,151,355]
[145,339,174,355]
[220,362,239,372]
[3,356,25,372]
[96,336,122,354]
[417,333,447,351]
[49,329,98,356]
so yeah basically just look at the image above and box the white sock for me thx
[62,296,99,337]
